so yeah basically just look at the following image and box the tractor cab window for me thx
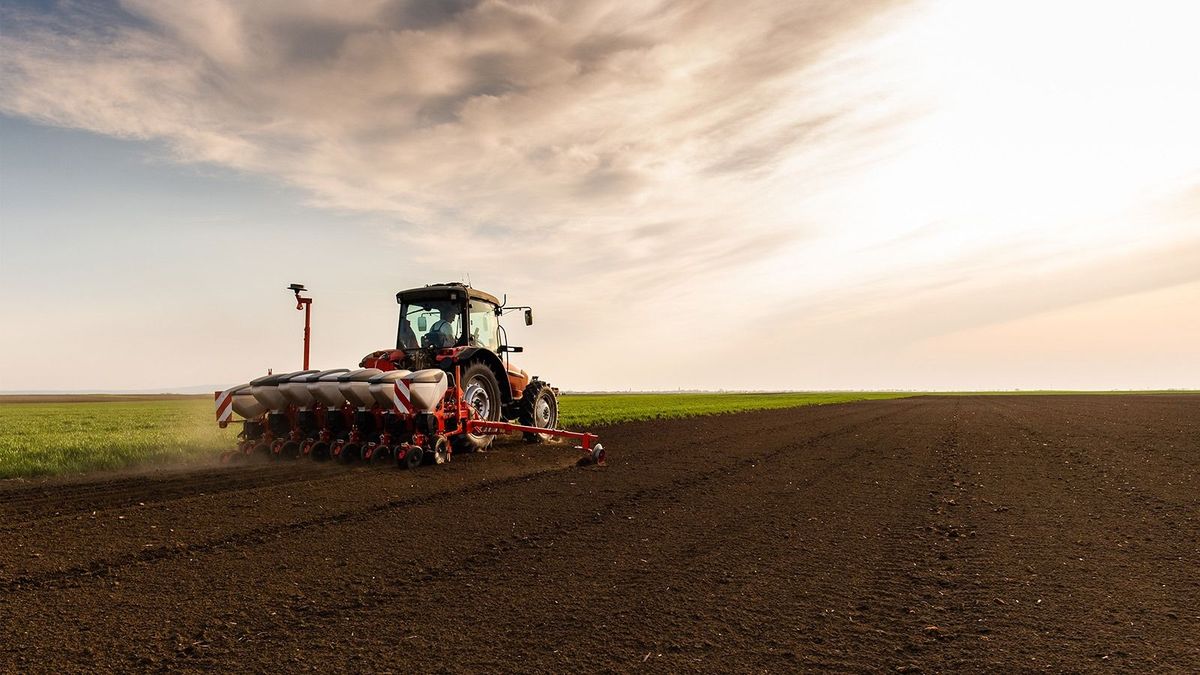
[468,300,500,352]
[399,299,462,349]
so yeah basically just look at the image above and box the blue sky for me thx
[1,0,1198,392]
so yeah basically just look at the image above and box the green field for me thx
[0,400,236,479]
[0,392,914,479]
[557,392,912,426]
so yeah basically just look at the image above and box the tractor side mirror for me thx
[500,345,524,353]
[524,309,534,326]
[417,315,427,331]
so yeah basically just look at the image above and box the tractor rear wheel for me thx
[519,380,558,443]
[452,361,500,454]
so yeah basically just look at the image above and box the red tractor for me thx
[360,282,559,453]
[214,283,602,467]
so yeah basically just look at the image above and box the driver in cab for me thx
[428,307,459,348]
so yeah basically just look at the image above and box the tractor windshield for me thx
[398,299,462,349]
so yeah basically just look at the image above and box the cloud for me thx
[0,0,903,276]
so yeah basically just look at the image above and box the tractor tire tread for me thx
[518,380,558,443]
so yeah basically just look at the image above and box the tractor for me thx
[357,282,558,454]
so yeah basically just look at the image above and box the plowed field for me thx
[1,396,1197,672]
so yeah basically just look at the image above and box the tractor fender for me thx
[445,348,513,403]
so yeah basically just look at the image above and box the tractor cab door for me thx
[467,299,501,352]
[469,298,530,399]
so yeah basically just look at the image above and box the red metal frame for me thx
[466,419,604,462]
[463,419,596,446]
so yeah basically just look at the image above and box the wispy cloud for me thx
[1,0,902,274]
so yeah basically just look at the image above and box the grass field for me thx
[0,392,916,479]
[557,392,912,426]
[0,400,236,479]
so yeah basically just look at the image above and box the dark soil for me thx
[0,396,1197,672]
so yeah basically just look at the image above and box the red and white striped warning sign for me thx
[391,379,414,414]
[214,389,233,423]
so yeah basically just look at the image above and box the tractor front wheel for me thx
[519,380,558,443]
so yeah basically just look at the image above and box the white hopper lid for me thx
[340,368,383,382]
[408,369,447,383]
[253,370,315,386]
[303,368,348,382]
[369,370,411,383]
[250,372,287,386]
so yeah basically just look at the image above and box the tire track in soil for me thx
[951,396,1200,670]
[988,397,1197,520]
[0,465,348,524]
[1,462,575,592]
[849,399,960,667]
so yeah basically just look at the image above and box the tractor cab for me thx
[396,284,504,352]
[394,283,520,353]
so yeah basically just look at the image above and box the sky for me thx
[1,0,1198,392]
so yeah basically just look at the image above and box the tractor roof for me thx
[395,282,501,307]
